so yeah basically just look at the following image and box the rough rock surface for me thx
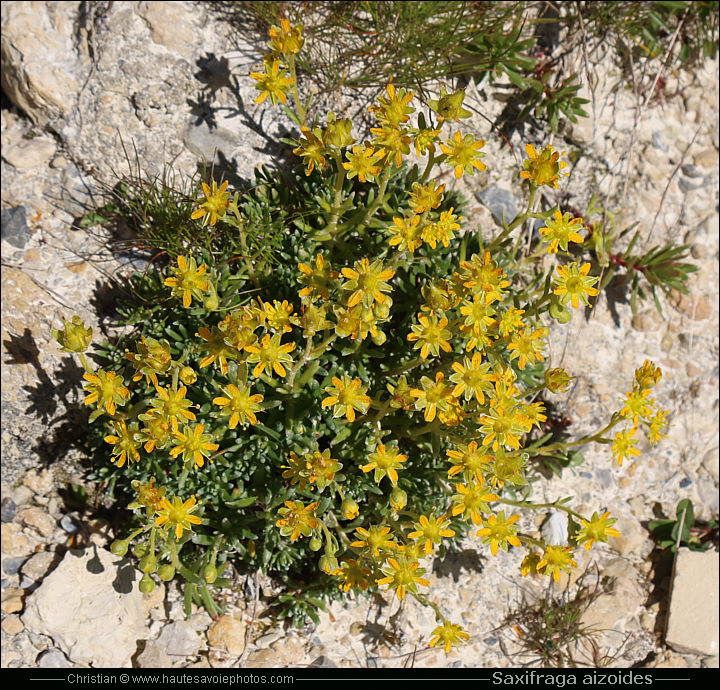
[1,0,718,670]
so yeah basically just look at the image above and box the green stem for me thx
[353,164,393,236]
[497,497,585,523]
[287,55,306,126]
[418,150,436,185]
[78,353,94,375]
[486,184,537,255]
[287,336,314,389]
[327,151,348,240]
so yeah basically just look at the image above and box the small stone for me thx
[245,648,276,667]
[11,486,33,507]
[59,515,80,534]
[23,469,54,496]
[613,515,646,556]
[1,207,29,249]
[631,310,660,331]
[1,135,57,168]
[651,132,669,152]
[50,156,68,169]
[701,448,719,484]
[269,637,303,664]
[3,557,26,576]
[660,332,675,352]
[136,639,172,668]
[1,588,24,614]
[207,614,246,656]
[17,507,56,538]
[476,186,518,227]
[671,293,711,320]
[1,497,17,523]
[686,362,703,378]
[37,649,71,668]
[141,581,166,615]
[310,655,337,667]
[64,260,87,274]
[678,177,702,193]
[156,620,202,657]
[1,523,31,557]
[693,148,719,169]
[349,621,364,636]
[691,244,707,260]
[21,551,59,582]
[666,548,719,656]
[2,614,24,634]
[681,163,703,178]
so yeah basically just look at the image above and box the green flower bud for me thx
[340,498,359,520]
[372,330,387,346]
[545,367,575,393]
[324,114,354,149]
[549,300,572,324]
[429,87,471,123]
[204,288,219,311]
[319,554,339,574]
[139,554,157,574]
[390,487,407,511]
[110,540,129,557]
[157,564,176,581]
[52,316,93,353]
[309,537,323,552]
[139,574,156,594]
[179,366,197,385]
[200,564,218,584]
[133,543,149,558]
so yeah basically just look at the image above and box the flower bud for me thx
[139,554,157,574]
[389,487,407,511]
[309,537,323,552]
[200,564,217,584]
[110,539,129,556]
[179,366,197,385]
[52,316,92,353]
[157,564,175,581]
[549,300,572,324]
[372,330,387,346]
[133,543,149,558]
[319,554,339,574]
[139,574,156,594]
[204,289,219,311]
[324,115,354,149]
[340,497,359,520]
[544,367,574,393]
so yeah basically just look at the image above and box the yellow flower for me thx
[476,511,522,556]
[520,552,542,577]
[440,130,486,178]
[459,251,510,304]
[647,408,669,446]
[446,440,493,482]
[148,385,196,432]
[537,545,577,582]
[361,443,408,486]
[293,126,326,175]
[336,558,372,593]
[484,447,527,489]
[506,325,547,370]
[128,478,166,516]
[421,208,461,249]
[341,257,395,309]
[450,353,494,404]
[164,255,210,309]
[428,622,470,654]
[553,262,599,309]
[155,495,203,540]
[298,253,338,302]
[407,313,452,359]
[478,406,527,452]
[190,179,230,227]
[576,511,621,550]
[213,382,264,428]
[410,371,453,422]
[124,336,173,387]
[413,127,442,156]
[276,500,319,541]
[343,145,382,183]
[196,326,237,375]
[497,306,526,337]
[82,370,130,418]
[265,299,299,334]
[370,122,411,168]
[408,180,444,214]
[245,333,296,378]
[250,58,295,105]
[268,18,304,56]
[169,423,219,469]
[322,375,371,422]
[351,524,397,557]
[635,360,662,391]
[104,419,141,468]
[376,556,429,601]
[407,513,456,555]
[52,315,92,353]
[428,86,472,124]
[619,388,655,426]
[612,428,641,466]
[370,83,415,126]
[539,209,585,254]
[520,144,567,188]
[136,410,173,453]
[388,214,423,253]
[544,367,575,393]
[450,479,498,525]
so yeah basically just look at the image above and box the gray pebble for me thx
[678,177,702,193]
[651,132,669,152]
[681,163,703,178]
[37,649,71,668]
[0,207,29,249]
[679,477,692,488]
[1,578,11,590]
[1,497,17,522]
[2,557,25,576]
[59,514,80,534]
[476,185,518,227]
